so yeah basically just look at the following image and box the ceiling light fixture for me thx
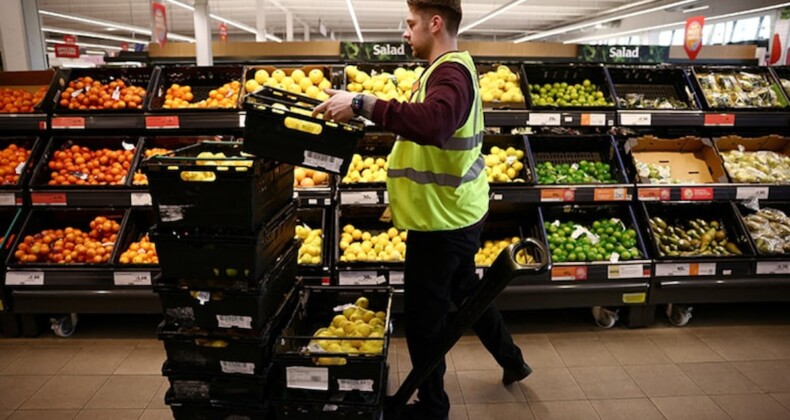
[39,10,195,42]
[564,1,790,44]
[345,0,364,42]
[42,27,143,45]
[164,0,282,42]
[45,38,123,51]
[514,0,698,43]
[683,5,711,13]
[459,0,529,35]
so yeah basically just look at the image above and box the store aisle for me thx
[1,307,790,420]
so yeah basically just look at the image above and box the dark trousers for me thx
[404,220,524,418]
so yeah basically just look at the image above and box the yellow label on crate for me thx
[0,299,4,312]
[622,293,647,304]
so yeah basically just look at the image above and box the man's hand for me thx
[312,88,356,123]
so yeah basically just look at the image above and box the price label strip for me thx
[756,261,790,275]
[608,265,647,279]
[338,271,385,286]
[620,113,652,126]
[340,191,379,205]
[6,271,45,286]
[113,272,152,286]
[287,366,329,391]
[216,315,253,329]
[655,263,716,277]
[527,113,561,126]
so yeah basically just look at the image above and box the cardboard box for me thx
[715,134,790,155]
[626,136,728,184]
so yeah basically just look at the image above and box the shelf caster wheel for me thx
[592,306,618,329]
[50,313,78,338]
[666,304,693,327]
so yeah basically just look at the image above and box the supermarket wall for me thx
[0,0,47,71]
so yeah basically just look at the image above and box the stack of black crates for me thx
[143,140,297,419]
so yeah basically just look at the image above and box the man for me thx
[314,1,531,419]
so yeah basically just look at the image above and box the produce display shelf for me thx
[4,266,159,289]
[0,114,49,132]
[338,186,388,206]
[145,110,247,131]
[634,184,733,202]
[649,277,790,305]
[293,188,333,207]
[9,289,161,314]
[618,110,704,127]
[484,110,616,127]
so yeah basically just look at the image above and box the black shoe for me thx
[395,402,449,420]
[502,362,533,385]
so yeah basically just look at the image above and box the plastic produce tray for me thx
[143,140,293,232]
[335,205,405,271]
[243,87,365,176]
[477,62,529,109]
[163,361,269,404]
[0,69,59,113]
[0,136,44,206]
[52,67,155,113]
[242,65,340,101]
[608,66,699,110]
[147,66,244,111]
[690,66,789,111]
[482,134,533,185]
[152,203,296,287]
[296,207,332,276]
[527,135,629,185]
[165,388,268,420]
[522,64,616,111]
[156,244,298,330]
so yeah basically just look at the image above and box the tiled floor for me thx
[1,305,790,419]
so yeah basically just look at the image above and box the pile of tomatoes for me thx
[14,216,120,264]
[0,144,31,185]
[58,76,146,111]
[46,144,135,186]
[0,87,48,113]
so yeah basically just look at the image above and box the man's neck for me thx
[428,37,458,64]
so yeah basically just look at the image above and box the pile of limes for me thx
[536,161,616,184]
[529,80,614,107]
[544,219,642,263]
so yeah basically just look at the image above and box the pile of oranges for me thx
[46,144,135,186]
[58,77,146,111]
[14,216,120,264]
[132,148,171,185]
[163,81,240,109]
[1,87,48,113]
[118,234,158,264]
[294,167,329,188]
[0,144,31,185]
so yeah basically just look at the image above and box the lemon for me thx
[355,296,369,309]
[291,69,306,83]
[309,69,325,85]
[281,76,294,88]
[318,79,331,91]
[299,77,313,92]
[317,91,330,101]
[345,65,359,79]
[254,69,270,84]
[272,69,286,82]
[245,79,261,93]
[332,314,348,328]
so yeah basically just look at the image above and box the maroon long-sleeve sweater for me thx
[369,59,474,148]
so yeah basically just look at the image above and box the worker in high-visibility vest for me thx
[315,1,531,418]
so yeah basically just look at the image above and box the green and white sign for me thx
[577,45,670,64]
[341,42,414,61]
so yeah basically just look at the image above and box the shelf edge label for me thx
[756,261,790,275]
[30,192,67,206]
[551,266,587,281]
[541,188,575,202]
[131,193,153,206]
[527,113,561,126]
[704,113,735,127]
[340,191,379,205]
[680,187,714,201]
[52,117,85,129]
[113,272,152,286]
[620,113,652,126]
[638,188,670,201]
[594,188,629,201]
[736,187,769,200]
[0,193,16,206]
[6,271,45,286]
[608,264,647,279]
[581,113,606,126]
[145,115,180,129]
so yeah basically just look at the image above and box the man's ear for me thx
[429,14,444,35]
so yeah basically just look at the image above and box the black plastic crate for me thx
[522,64,616,111]
[143,140,293,232]
[163,360,269,404]
[131,136,218,187]
[152,203,296,287]
[476,202,546,268]
[477,62,529,109]
[165,388,268,420]
[52,67,155,113]
[735,202,790,258]
[243,87,365,176]
[29,136,143,188]
[527,135,629,185]
[0,69,59,113]
[335,206,406,268]
[691,66,789,111]
[607,66,700,110]
[339,133,393,188]
[481,134,533,185]
[113,209,158,267]
[771,66,790,98]
[0,136,44,205]
[147,66,244,111]
[271,286,391,402]
[156,244,298,330]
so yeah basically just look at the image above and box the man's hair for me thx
[407,0,462,36]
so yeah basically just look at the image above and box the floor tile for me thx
[732,361,790,393]
[757,334,790,359]
[21,375,108,409]
[451,342,500,371]
[59,346,135,375]
[569,366,644,400]
[113,346,165,375]
[512,338,564,368]
[601,337,671,366]
[651,396,731,420]
[551,339,619,368]
[772,393,790,411]
[74,409,143,420]
[456,370,525,404]
[464,403,535,420]
[710,394,790,420]
[396,343,456,373]
[147,380,169,409]
[445,371,464,405]
[3,347,80,375]
[85,375,163,409]
[519,367,585,402]
[0,411,10,420]
[449,404,469,420]
[7,410,79,420]
[678,362,762,395]
[698,335,781,361]
[138,409,172,420]
[590,398,665,420]
[649,335,724,364]
[0,376,51,410]
[625,364,703,397]
[0,347,28,373]
[530,400,601,420]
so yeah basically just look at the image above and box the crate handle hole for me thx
[284,117,323,135]
[180,171,217,182]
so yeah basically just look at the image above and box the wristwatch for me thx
[351,94,365,115]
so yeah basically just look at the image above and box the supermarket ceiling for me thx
[35,0,784,49]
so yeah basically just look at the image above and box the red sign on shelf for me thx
[146,116,180,129]
[551,266,588,281]
[684,16,705,61]
[638,188,671,201]
[594,188,628,201]
[54,44,80,59]
[704,113,735,126]
[680,187,714,201]
[51,117,85,129]
[540,189,575,202]
[31,193,67,206]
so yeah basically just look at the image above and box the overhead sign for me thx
[684,16,705,61]
[63,34,76,44]
[120,42,129,51]
[151,1,168,48]
[769,8,790,65]
[341,42,414,61]
[219,22,228,42]
[54,43,80,58]
[577,45,669,63]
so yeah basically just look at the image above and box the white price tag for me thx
[736,187,769,200]
[14,162,25,175]
[389,271,404,285]
[113,272,152,286]
[287,366,329,391]
[131,193,152,206]
[216,315,253,329]
[338,379,374,392]
[111,86,121,101]
[308,199,318,205]
[476,268,484,279]
[338,271,385,286]
[341,191,379,205]
[0,193,15,206]
[159,205,186,222]
[527,113,561,126]
[586,114,606,126]
[5,271,44,286]
[383,191,389,204]
[655,263,690,277]
[697,263,716,276]
[303,151,343,173]
[607,265,645,279]
[121,141,136,151]
[492,194,503,201]
[756,261,790,275]
[220,361,255,375]
[620,113,652,126]
[239,114,246,128]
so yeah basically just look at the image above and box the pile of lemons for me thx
[181,151,252,182]
[475,238,535,267]
[479,65,524,104]
[309,297,387,365]
[484,146,526,183]
[339,225,407,263]
[295,224,322,265]
[245,68,332,100]
[342,154,388,184]
[345,66,424,102]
